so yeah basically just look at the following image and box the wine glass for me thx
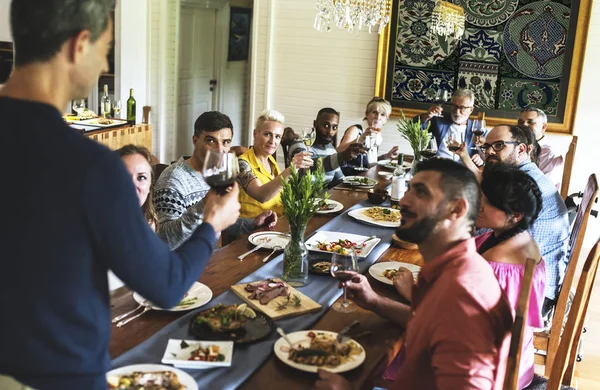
[446,132,463,161]
[434,89,449,116]
[72,99,86,117]
[113,100,122,119]
[301,127,316,148]
[471,119,486,150]
[330,249,359,313]
[202,150,239,195]
[419,138,438,160]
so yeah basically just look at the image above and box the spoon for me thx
[277,327,294,348]
[356,235,377,248]
[238,241,268,261]
[262,245,282,263]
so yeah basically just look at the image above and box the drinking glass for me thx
[113,100,122,119]
[72,99,86,117]
[471,119,486,150]
[434,89,449,116]
[419,138,438,160]
[202,150,239,195]
[301,127,316,148]
[446,132,463,161]
[330,249,359,313]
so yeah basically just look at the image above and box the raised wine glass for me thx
[72,99,86,117]
[330,249,359,313]
[419,137,438,160]
[434,89,449,116]
[202,150,239,195]
[471,119,486,150]
[446,132,464,161]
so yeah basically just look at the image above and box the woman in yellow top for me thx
[237,109,313,218]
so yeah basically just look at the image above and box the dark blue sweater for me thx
[0,97,216,389]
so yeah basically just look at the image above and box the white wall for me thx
[0,0,11,42]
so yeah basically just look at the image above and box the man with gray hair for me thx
[417,89,479,160]
[518,107,564,189]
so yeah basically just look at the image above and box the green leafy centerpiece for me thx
[396,111,432,174]
[280,160,328,286]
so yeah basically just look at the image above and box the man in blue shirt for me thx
[459,124,570,318]
[0,1,240,388]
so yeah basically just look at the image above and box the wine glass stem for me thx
[342,283,348,308]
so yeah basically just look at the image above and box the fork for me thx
[111,300,148,324]
[262,245,282,263]
[115,301,152,328]
[238,242,268,261]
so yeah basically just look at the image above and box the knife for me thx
[336,320,360,343]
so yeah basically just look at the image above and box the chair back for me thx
[545,173,599,375]
[281,127,300,167]
[503,258,536,390]
[560,135,577,199]
[153,163,169,182]
[547,238,600,389]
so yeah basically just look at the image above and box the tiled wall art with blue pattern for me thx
[387,0,577,119]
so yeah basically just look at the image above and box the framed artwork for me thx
[374,0,593,133]
[228,7,252,62]
[0,42,13,85]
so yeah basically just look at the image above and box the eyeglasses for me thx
[479,140,520,152]
[450,103,474,112]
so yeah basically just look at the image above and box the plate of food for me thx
[314,198,344,214]
[309,259,332,276]
[189,303,274,344]
[348,207,401,228]
[377,159,412,171]
[76,117,129,128]
[342,176,378,188]
[274,330,365,373]
[161,339,233,369]
[369,261,421,286]
[106,364,197,390]
[248,231,291,249]
[304,231,380,258]
[133,282,212,312]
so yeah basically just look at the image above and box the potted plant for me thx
[280,160,328,286]
[396,111,432,174]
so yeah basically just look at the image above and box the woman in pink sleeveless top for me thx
[475,164,546,389]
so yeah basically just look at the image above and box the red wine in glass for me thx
[202,151,239,195]
[419,149,437,159]
[472,129,485,137]
[204,174,236,195]
[447,144,461,152]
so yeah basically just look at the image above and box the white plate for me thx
[273,330,366,373]
[377,159,412,171]
[161,339,233,369]
[75,118,129,128]
[133,282,212,312]
[377,171,393,180]
[342,176,378,188]
[314,198,344,214]
[305,231,380,259]
[348,207,401,228]
[106,364,198,390]
[369,261,421,286]
[248,231,291,249]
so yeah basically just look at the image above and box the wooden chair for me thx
[503,258,537,390]
[281,127,300,167]
[534,173,599,375]
[153,163,169,182]
[560,136,577,200]
[526,238,600,389]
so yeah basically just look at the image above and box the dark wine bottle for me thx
[127,88,136,125]
[397,153,404,165]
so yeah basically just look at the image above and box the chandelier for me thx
[314,0,392,34]
[431,1,466,40]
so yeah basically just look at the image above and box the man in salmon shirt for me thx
[315,158,513,390]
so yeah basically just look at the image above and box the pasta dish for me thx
[362,207,400,223]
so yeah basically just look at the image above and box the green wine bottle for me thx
[127,88,136,125]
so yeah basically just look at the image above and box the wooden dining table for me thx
[109,165,423,390]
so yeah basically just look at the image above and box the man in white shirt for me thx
[518,107,564,189]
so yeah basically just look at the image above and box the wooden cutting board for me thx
[230,279,321,320]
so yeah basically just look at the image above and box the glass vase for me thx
[282,223,309,287]
[411,152,422,176]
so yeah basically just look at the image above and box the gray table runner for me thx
[112,200,397,389]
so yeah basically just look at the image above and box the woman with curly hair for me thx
[117,144,159,231]
[476,163,546,389]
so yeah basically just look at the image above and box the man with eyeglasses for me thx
[417,89,479,161]
[459,124,569,321]
[518,107,564,189]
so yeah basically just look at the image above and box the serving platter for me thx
[342,176,378,188]
[304,231,380,259]
[230,279,321,320]
[273,330,366,374]
[133,281,212,312]
[75,117,129,128]
[369,261,421,286]
[161,339,234,369]
[106,364,198,390]
[248,231,291,249]
[348,207,401,228]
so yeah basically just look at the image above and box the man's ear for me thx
[517,143,528,156]
[511,212,524,225]
[541,122,548,133]
[68,30,92,64]
[192,135,199,146]
[445,198,468,220]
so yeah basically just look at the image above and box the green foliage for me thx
[280,159,329,228]
[396,111,432,161]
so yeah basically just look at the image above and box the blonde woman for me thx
[237,109,313,218]
[338,97,398,174]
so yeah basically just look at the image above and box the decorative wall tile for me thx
[457,61,499,109]
[392,66,455,102]
[503,1,570,80]
[395,0,459,67]
[498,78,560,115]
[453,0,519,27]
[459,28,503,63]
